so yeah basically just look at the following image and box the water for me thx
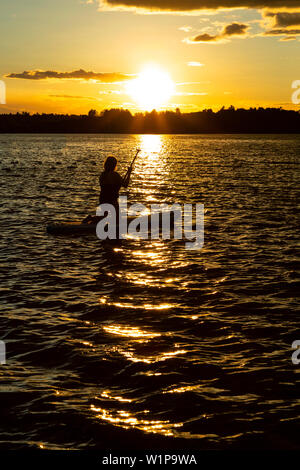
[0,134,299,450]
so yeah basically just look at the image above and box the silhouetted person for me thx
[82,156,132,224]
[99,156,132,210]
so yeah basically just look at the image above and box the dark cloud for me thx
[99,0,300,12]
[264,12,300,28]
[264,28,300,35]
[223,22,248,35]
[188,22,248,43]
[191,33,220,42]
[6,69,132,82]
[279,36,297,40]
[262,11,300,39]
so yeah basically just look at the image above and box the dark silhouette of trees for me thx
[88,109,98,118]
[0,107,299,133]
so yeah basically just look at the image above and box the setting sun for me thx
[125,66,175,111]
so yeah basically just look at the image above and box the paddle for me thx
[123,148,141,185]
[129,148,141,172]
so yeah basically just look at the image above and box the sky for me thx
[0,0,300,114]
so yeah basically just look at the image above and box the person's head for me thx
[104,156,117,172]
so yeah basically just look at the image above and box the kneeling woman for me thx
[99,156,132,210]
[82,154,134,225]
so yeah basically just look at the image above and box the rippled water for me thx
[0,134,299,450]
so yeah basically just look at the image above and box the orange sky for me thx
[0,1,300,114]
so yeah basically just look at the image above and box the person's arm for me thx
[122,166,133,188]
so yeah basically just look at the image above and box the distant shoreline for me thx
[1,131,300,135]
[0,107,299,133]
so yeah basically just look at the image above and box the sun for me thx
[125,66,175,111]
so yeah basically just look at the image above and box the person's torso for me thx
[99,171,122,204]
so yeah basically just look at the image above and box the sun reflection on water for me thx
[120,348,187,364]
[139,134,163,156]
[99,390,133,403]
[102,324,161,338]
[99,296,174,311]
[90,404,182,436]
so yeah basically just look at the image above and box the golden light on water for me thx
[100,300,174,310]
[120,348,187,364]
[139,134,163,156]
[130,250,169,267]
[90,405,182,436]
[102,324,161,339]
[125,66,175,111]
[100,391,133,403]
[103,272,181,288]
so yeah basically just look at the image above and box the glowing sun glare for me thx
[126,66,175,111]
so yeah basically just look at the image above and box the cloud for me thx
[179,26,193,32]
[175,91,208,95]
[279,36,297,40]
[176,81,210,85]
[98,90,124,94]
[264,28,300,35]
[187,61,204,66]
[261,10,300,39]
[186,22,249,43]
[49,94,97,100]
[98,0,300,13]
[264,11,300,28]
[187,33,221,42]
[223,22,248,35]
[6,69,133,82]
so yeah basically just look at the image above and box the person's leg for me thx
[81,214,93,224]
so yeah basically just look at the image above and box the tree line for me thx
[0,106,299,133]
